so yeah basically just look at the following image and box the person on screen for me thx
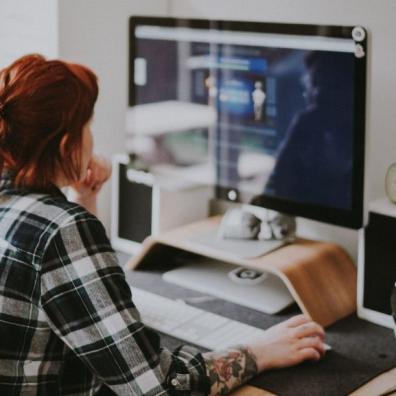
[205,75,218,108]
[0,54,326,396]
[265,51,354,210]
[252,81,266,121]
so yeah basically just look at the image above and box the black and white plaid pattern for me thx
[0,174,209,395]
[392,283,396,337]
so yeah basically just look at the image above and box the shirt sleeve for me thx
[392,283,396,337]
[40,211,210,396]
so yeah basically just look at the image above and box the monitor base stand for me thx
[162,259,295,314]
[126,216,357,327]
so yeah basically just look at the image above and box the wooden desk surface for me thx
[231,367,396,395]
[230,385,274,396]
[231,385,275,395]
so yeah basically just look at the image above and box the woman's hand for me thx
[72,154,112,197]
[204,315,326,396]
[69,154,112,215]
[250,314,326,372]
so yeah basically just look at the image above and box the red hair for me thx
[0,54,98,190]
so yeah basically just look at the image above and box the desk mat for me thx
[121,255,396,396]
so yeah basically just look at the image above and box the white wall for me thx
[169,0,396,259]
[58,0,169,231]
[0,0,58,69]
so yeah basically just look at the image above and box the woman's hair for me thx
[0,54,98,190]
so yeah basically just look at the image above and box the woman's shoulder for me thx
[0,191,103,264]
[38,193,100,230]
[36,193,110,258]
[11,191,101,240]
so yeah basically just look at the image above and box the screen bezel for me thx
[129,16,367,229]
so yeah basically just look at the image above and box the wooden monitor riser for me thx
[126,216,357,327]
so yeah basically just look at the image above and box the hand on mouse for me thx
[248,314,326,371]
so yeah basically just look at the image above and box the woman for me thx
[0,54,326,395]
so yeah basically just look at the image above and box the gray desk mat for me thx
[121,254,396,396]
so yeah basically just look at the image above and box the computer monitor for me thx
[128,17,367,229]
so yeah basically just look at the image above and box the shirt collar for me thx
[0,170,67,199]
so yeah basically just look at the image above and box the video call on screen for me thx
[131,27,356,211]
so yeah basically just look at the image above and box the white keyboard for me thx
[131,287,267,350]
[131,287,331,352]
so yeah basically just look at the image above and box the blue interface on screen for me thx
[130,25,356,211]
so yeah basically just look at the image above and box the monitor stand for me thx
[162,258,295,314]
[163,209,295,313]
[126,215,357,326]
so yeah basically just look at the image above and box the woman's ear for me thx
[59,134,69,160]
[58,134,81,182]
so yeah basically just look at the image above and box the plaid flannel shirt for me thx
[0,173,210,395]
[392,284,396,337]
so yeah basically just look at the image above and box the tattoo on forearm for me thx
[204,347,258,396]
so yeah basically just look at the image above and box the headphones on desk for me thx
[218,208,296,242]
[258,212,297,242]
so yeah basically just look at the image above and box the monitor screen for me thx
[128,17,366,228]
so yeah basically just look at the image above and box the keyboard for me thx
[131,287,267,350]
[132,287,331,352]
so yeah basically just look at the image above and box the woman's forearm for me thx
[203,346,258,396]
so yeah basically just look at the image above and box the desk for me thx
[121,253,396,396]
[231,370,396,395]
[229,369,396,395]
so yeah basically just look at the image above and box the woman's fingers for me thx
[86,155,112,190]
[294,322,325,340]
[297,347,321,362]
[298,336,326,357]
[94,156,111,181]
[285,314,310,328]
[99,159,112,182]
[85,168,93,185]
[276,315,325,343]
